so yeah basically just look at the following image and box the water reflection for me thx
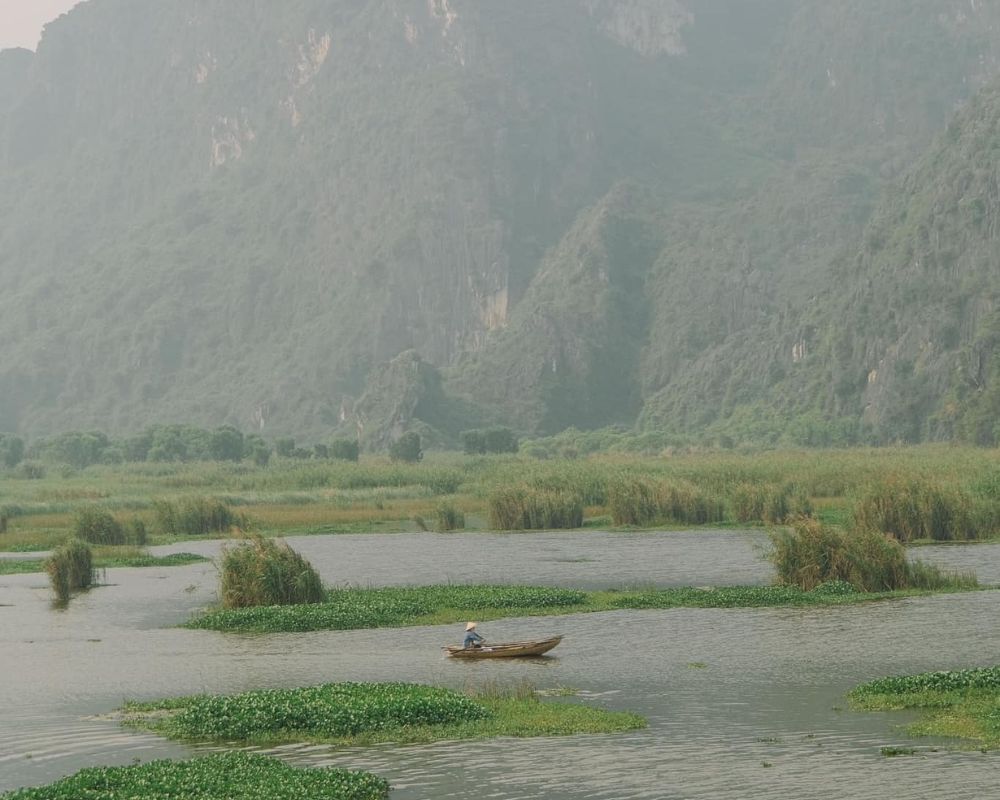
[1,530,999,798]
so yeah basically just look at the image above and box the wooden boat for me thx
[443,635,563,659]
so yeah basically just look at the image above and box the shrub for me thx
[126,518,148,546]
[435,503,465,531]
[389,432,422,463]
[154,497,248,537]
[487,486,583,530]
[16,461,45,479]
[45,538,94,603]
[73,507,127,545]
[330,438,360,462]
[220,535,325,608]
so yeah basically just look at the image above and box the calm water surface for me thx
[1,530,999,798]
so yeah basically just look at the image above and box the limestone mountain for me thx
[2,1,1000,446]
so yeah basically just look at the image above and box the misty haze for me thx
[2,3,1000,799]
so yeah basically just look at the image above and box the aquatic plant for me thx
[44,538,94,603]
[435,502,465,531]
[731,482,811,524]
[153,496,248,536]
[768,517,975,592]
[219,535,325,608]
[606,476,725,526]
[487,486,584,530]
[0,752,389,800]
[852,476,988,542]
[73,506,127,545]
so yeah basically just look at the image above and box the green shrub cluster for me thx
[165,683,490,741]
[852,477,991,542]
[769,517,977,591]
[0,753,388,800]
[44,538,94,604]
[487,486,583,530]
[220,536,325,609]
[154,497,248,536]
[607,476,725,526]
[461,427,519,454]
[73,507,128,545]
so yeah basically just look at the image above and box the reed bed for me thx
[487,486,584,530]
[0,753,389,800]
[219,535,324,608]
[153,497,249,537]
[769,517,977,591]
[435,502,465,531]
[606,476,726,526]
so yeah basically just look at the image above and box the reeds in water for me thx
[731,482,812,524]
[435,502,465,531]
[155,497,249,537]
[73,506,128,545]
[45,538,95,604]
[219,535,325,608]
[487,486,584,530]
[852,477,986,542]
[769,517,977,592]
[607,477,725,526]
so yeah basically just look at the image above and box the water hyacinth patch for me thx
[151,682,491,741]
[0,752,389,800]
[852,666,1000,697]
[187,584,587,633]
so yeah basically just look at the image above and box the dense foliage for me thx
[0,753,389,800]
[3,3,1000,444]
[44,538,94,603]
[852,666,1000,698]
[219,536,325,608]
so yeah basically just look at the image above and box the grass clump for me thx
[769,517,977,592]
[607,476,725,526]
[487,486,583,530]
[73,506,127,545]
[0,753,389,800]
[219,535,325,608]
[852,477,989,542]
[732,482,811,524]
[121,682,646,747]
[44,538,94,603]
[850,665,1000,750]
[435,502,465,531]
[154,496,248,536]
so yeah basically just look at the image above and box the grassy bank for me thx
[183,581,978,633]
[121,681,645,747]
[0,753,388,800]
[850,666,1000,749]
[0,550,207,576]
[3,446,1000,550]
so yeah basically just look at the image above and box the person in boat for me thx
[463,621,485,649]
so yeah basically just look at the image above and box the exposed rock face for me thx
[586,0,694,57]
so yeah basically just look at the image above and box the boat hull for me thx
[443,635,562,659]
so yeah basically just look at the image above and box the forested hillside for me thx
[2,0,1000,447]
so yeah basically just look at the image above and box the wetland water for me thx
[2,530,1000,798]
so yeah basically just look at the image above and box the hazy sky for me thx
[0,0,81,51]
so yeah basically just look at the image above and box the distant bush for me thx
[330,438,360,462]
[219,535,325,609]
[74,507,127,545]
[0,433,24,468]
[435,503,465,531]
[488,486,583,530]
[274,438,296,457]
[45,538,94,604]
[154,497,248,537]
[16,461,45,479]
[389,432,422,463]
[462,427,519,455]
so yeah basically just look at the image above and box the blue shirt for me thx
[463,630,484,647]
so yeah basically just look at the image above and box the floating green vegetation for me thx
[0,753,388,800]
[184,581,976,634]
[0,551,206,575]
[850,666,1000,749]
[122,681,646,747]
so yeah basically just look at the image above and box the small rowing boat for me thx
[443,635,563,659]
